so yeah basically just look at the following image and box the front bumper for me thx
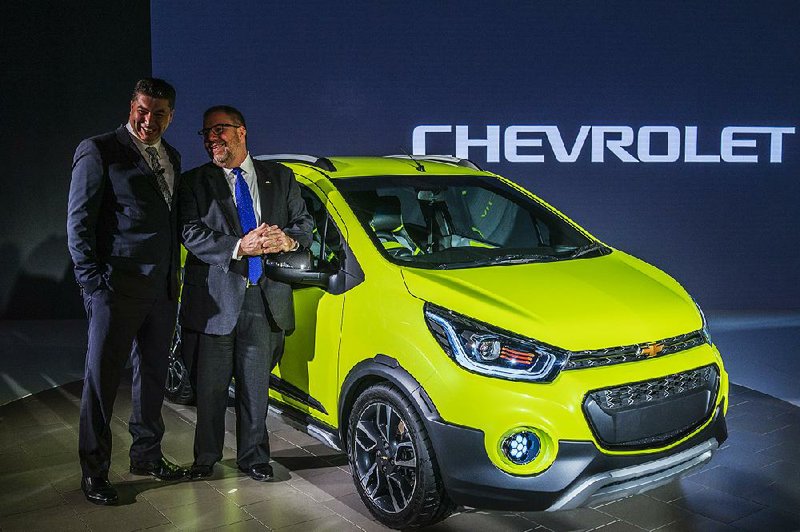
[426,404,727,511]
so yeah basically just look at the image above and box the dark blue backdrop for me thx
[152,1,799,311]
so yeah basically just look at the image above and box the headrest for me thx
[370,196,403,232]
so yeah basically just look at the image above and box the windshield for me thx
[335,174,608,269]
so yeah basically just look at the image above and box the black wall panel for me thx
[0,0,151,318]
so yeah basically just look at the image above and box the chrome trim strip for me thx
[566,330,707,370]
[268,401,342,452]
[255,153,321,163]
[548,438,718,511]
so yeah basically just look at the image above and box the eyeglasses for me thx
[197,123,242,137]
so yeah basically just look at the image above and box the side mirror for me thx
[263,249,331,288]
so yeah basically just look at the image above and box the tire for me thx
[347,383,455,529]
[165,331,195,405]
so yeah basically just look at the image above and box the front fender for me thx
[338,355,441,443]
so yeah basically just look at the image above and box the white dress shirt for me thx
[124,122,175,194]
[222,153,261,221]
[226,153,260,260]
[224,153,297,260]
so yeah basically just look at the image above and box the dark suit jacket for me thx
[178,159,313,334]
[67,126,182,299]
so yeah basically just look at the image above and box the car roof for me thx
[254,154,487,180]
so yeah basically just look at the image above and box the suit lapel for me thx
[254,162,274,225]
[163,140,181,210]
[208,166,243,236]
[115,126,164,198]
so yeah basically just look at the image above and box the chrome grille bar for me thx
[566,330,707,370]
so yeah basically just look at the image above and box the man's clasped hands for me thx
[239,223,296,257]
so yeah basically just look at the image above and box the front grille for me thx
[583,364,720,450]
[566,330,707,370]
[593,365,717,410]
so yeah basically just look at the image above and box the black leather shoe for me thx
[239,463,273,482]
[189,464,214,480]
[130,456,188,481]
[81,476,118,505]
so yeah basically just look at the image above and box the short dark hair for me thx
[132,78,176,109]
[203,105,246,128]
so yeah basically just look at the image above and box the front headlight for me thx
[424,303,569,382]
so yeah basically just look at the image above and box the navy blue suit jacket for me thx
[178,159,313,334]
[67,126,182,299]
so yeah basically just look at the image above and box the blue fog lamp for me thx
[501,430,541,465]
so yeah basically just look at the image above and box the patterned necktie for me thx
[232,167,262,284]
[145,146,172,208]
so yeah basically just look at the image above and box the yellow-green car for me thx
[169,154,728,529]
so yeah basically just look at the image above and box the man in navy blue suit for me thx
[179,106,312,482]
[67,78,187,505]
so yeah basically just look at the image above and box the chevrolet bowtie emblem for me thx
[639,343,665,358]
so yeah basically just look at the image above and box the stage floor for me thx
[0,376,799,531]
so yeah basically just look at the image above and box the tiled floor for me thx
[0,378,799,531]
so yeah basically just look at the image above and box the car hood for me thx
[400,251,701,351]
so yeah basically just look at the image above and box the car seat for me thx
[369,196,421,257]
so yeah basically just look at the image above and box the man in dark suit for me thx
[67,78,188,505]
[179,105,312,482]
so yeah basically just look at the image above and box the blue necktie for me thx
[232,167,262,284]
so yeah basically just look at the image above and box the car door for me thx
[270,182,348,429]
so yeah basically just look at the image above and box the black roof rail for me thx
[385,154,482,171]
[254,154,336,172]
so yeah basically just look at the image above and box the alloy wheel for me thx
[353,401,418,514]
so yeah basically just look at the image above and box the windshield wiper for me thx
[480,253,560,266]
[433,252,558,269]
[566,242,607,259]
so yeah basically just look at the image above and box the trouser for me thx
[79,288,177,476]
[193,286,284,468]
